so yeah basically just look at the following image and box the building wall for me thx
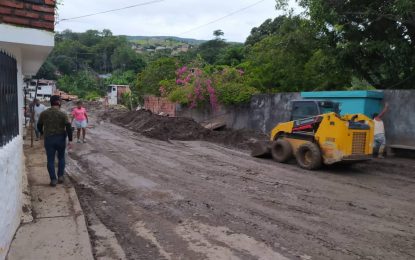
[0,2,55,258]
[0,45,24,260]
[383,90,415,148]
[0,0,56,31]
[145,96,177,116]
[301,91,384,117]
[0,137,23,259]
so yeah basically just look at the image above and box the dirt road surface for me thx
[67,117,415,260]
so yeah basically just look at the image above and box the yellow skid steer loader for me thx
[251,100,374,170]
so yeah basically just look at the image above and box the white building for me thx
[107,85,131,105]
[28,79,57,101]
[0,1,55,259]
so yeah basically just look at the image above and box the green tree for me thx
[105,70,137,85]
[213,29,224,39]
[111,46,146,72]
[52,55,77,75]
[92,33,129,73]
[136,57,178,98]
[36,61,57,80]
[45,30,140,76]
[198,40,228,64]
[50,39,87,74]
[57,70,101,98]
[213,67,259,105]
[78,30,101,47]
[216,44,245,66]
[276,0,415,89]
[244,15,351,92]
[245,16,291,46]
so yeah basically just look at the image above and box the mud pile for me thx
[111,110,211,140]
[102,109,268,150]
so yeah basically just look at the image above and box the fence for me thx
[0,51,19,147]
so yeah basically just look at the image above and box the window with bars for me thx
[0,51,19,147]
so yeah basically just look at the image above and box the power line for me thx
[57,0,167,23]
[178,0,267,36]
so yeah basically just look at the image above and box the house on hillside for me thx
[0,0,55,258]
[107,85,131,105]
[172,44,190,55]
[134,46,145,53]
[28,79,56,101]
[98,73,112,80]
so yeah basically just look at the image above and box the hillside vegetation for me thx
[127,35,206,45]
[38,0,415,107]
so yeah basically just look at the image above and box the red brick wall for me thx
[0,0,56,31]
[144,96,177,117]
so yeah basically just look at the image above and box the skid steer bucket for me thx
[250,140,272,158]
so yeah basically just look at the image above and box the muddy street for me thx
[67,118,415,260]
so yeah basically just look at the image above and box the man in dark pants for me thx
[37,96,73,187]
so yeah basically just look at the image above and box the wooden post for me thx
[24,81,28,128]
[30,79,39,147]
[129,93,133,111]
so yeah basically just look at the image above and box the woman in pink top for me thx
[71,101,89,143]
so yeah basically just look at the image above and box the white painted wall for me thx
[0,24,53,260]
[29,84,55,101]
[0,45,24,260]
[108,85,118,105]
[0,137,23,260]
[0,24,54,76]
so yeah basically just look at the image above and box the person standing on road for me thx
[71,101,89,143]
[33,99,46,141]
[37,95,73,187]
[373,103,389,158]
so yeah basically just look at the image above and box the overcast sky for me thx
[55,0,299,42]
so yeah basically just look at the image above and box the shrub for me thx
[168,85,193,105]
[84,91,101,101]
[216,82,259,105]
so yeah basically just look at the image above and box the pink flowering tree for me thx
[166,66,219,111]
[165,65,258,109]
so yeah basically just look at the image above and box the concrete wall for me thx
[176,104,250,129]
[248,93,301,133]
[177,90,415,150]
[176,92,300,133]
[383,90,415,148]
[0,137,23,259]
[0,45,24,260]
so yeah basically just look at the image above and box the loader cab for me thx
[291,100,340,121]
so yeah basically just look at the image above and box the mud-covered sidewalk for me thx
[66,112,415,260]
[7,139,94,260]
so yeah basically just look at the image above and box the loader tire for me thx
[295,142,322,170]
[271,139,293,163]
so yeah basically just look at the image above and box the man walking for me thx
[71,101,88,143]
[37,95,73,187]
[33,99,46,141]
[373,103,389,158]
